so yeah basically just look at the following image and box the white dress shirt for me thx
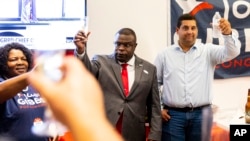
[120,55,135,91]
[154,33,241,108]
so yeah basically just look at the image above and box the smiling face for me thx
[175,14,199,50]
[7,49,29,77]
[176,20,198,48]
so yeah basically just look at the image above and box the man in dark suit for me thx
[74,28,161,141]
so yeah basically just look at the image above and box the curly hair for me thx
[0,42,33,77]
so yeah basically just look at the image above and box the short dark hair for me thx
[116,28,137,43]
[176,13,197,28]
[0,42,33,77]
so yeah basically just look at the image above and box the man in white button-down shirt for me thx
[154,13,241,141]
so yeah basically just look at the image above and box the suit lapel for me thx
[110,55,144,98]
[110,55,126,97]
[129,57,143,96]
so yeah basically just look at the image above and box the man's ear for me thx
[176,27,179,33]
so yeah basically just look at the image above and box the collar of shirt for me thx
[173,43,198,52]
[119,55,135,90]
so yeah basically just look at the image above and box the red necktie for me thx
[121,64,129,96]
[116,64,129,134]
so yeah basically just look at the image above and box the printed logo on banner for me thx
[170,0,250,79]
[66,37,74,43]
[0,31,34,48]
[0,25,76,50]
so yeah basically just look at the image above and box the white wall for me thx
[87,0,168,62]
[213,77,250,110]
[87,0,249,117]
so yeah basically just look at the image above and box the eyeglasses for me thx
[114,42,135,48]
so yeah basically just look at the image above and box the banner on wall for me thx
[170,0,250,79]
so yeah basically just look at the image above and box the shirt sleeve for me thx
[210,31,241,65]
[74,50,85,59]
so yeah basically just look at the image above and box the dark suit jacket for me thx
[78,53,162,141]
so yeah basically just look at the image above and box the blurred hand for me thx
[28,56,105,126]
[161,109,171,122]
[29,56,123,141]
[73,30,90,54]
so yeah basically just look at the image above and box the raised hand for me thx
[73,30,90,54]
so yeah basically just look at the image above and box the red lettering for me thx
[216,58,250,70]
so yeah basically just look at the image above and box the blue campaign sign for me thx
[170,0,250,79]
